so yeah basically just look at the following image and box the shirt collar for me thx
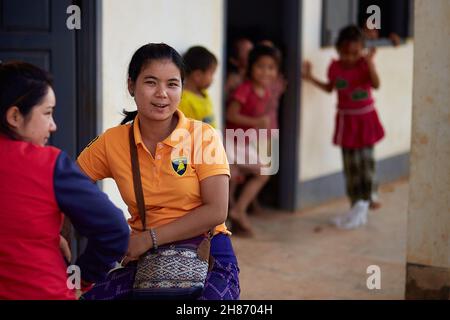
[132,109,191,148]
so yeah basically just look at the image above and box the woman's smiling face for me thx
[130,59,182,122]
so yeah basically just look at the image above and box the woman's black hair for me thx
[335,25,365,50]
[182,46,217,76]
[0,61,53,138]
[246,44,281,79]
[121,43,185,125]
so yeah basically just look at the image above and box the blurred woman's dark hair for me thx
[0,61,53,138]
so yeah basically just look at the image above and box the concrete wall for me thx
[98,0,224,215]
[405,0,450,299]
[300,0,413,182]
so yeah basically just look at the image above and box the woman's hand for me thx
[75,279,94,299]
[75,289,84,300]
[121,231,152,266]
[59,235,71,263]
[389,32,401,47]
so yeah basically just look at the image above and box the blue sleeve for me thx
[53,151,130,283]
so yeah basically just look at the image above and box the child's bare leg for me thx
[236,174,270,212]
[230,174,270,233]
[250,198,264,215]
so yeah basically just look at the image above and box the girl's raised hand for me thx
[301,61,313,80]
[364,47,377,63]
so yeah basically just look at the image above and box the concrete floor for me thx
[231,179,409,300]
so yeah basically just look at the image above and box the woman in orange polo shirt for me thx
[77,43,240,300]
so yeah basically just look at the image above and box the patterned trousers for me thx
[342,147,377,206]
[198,259,240,300]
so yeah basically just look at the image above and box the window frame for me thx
[321,0,414,48]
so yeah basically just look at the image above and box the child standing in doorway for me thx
[179,46,218,128]
[302,25,385,229]
[226,44,280,236]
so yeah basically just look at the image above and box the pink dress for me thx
[226,80,270,131]
[328,58,385,148]
[225,80,270,165]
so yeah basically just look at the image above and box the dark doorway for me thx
[225,0,302,211]
[0,0,97,158]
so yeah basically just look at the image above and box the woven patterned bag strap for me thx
[129,123,147,231]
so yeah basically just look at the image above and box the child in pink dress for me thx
[302,25,385,229]
[226,44,280,236]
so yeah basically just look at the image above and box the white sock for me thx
[332,205,357,227]
[334,200,369,229]
[343,200,369,229]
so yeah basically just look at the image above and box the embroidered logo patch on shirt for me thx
[171,156,188,176]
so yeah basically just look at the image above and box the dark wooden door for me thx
[226,0,302,211]
[0,0,77,157]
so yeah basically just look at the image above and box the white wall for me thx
[98,0,224,215]
[300,0,413,182]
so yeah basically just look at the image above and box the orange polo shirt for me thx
[77,110,230,234]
